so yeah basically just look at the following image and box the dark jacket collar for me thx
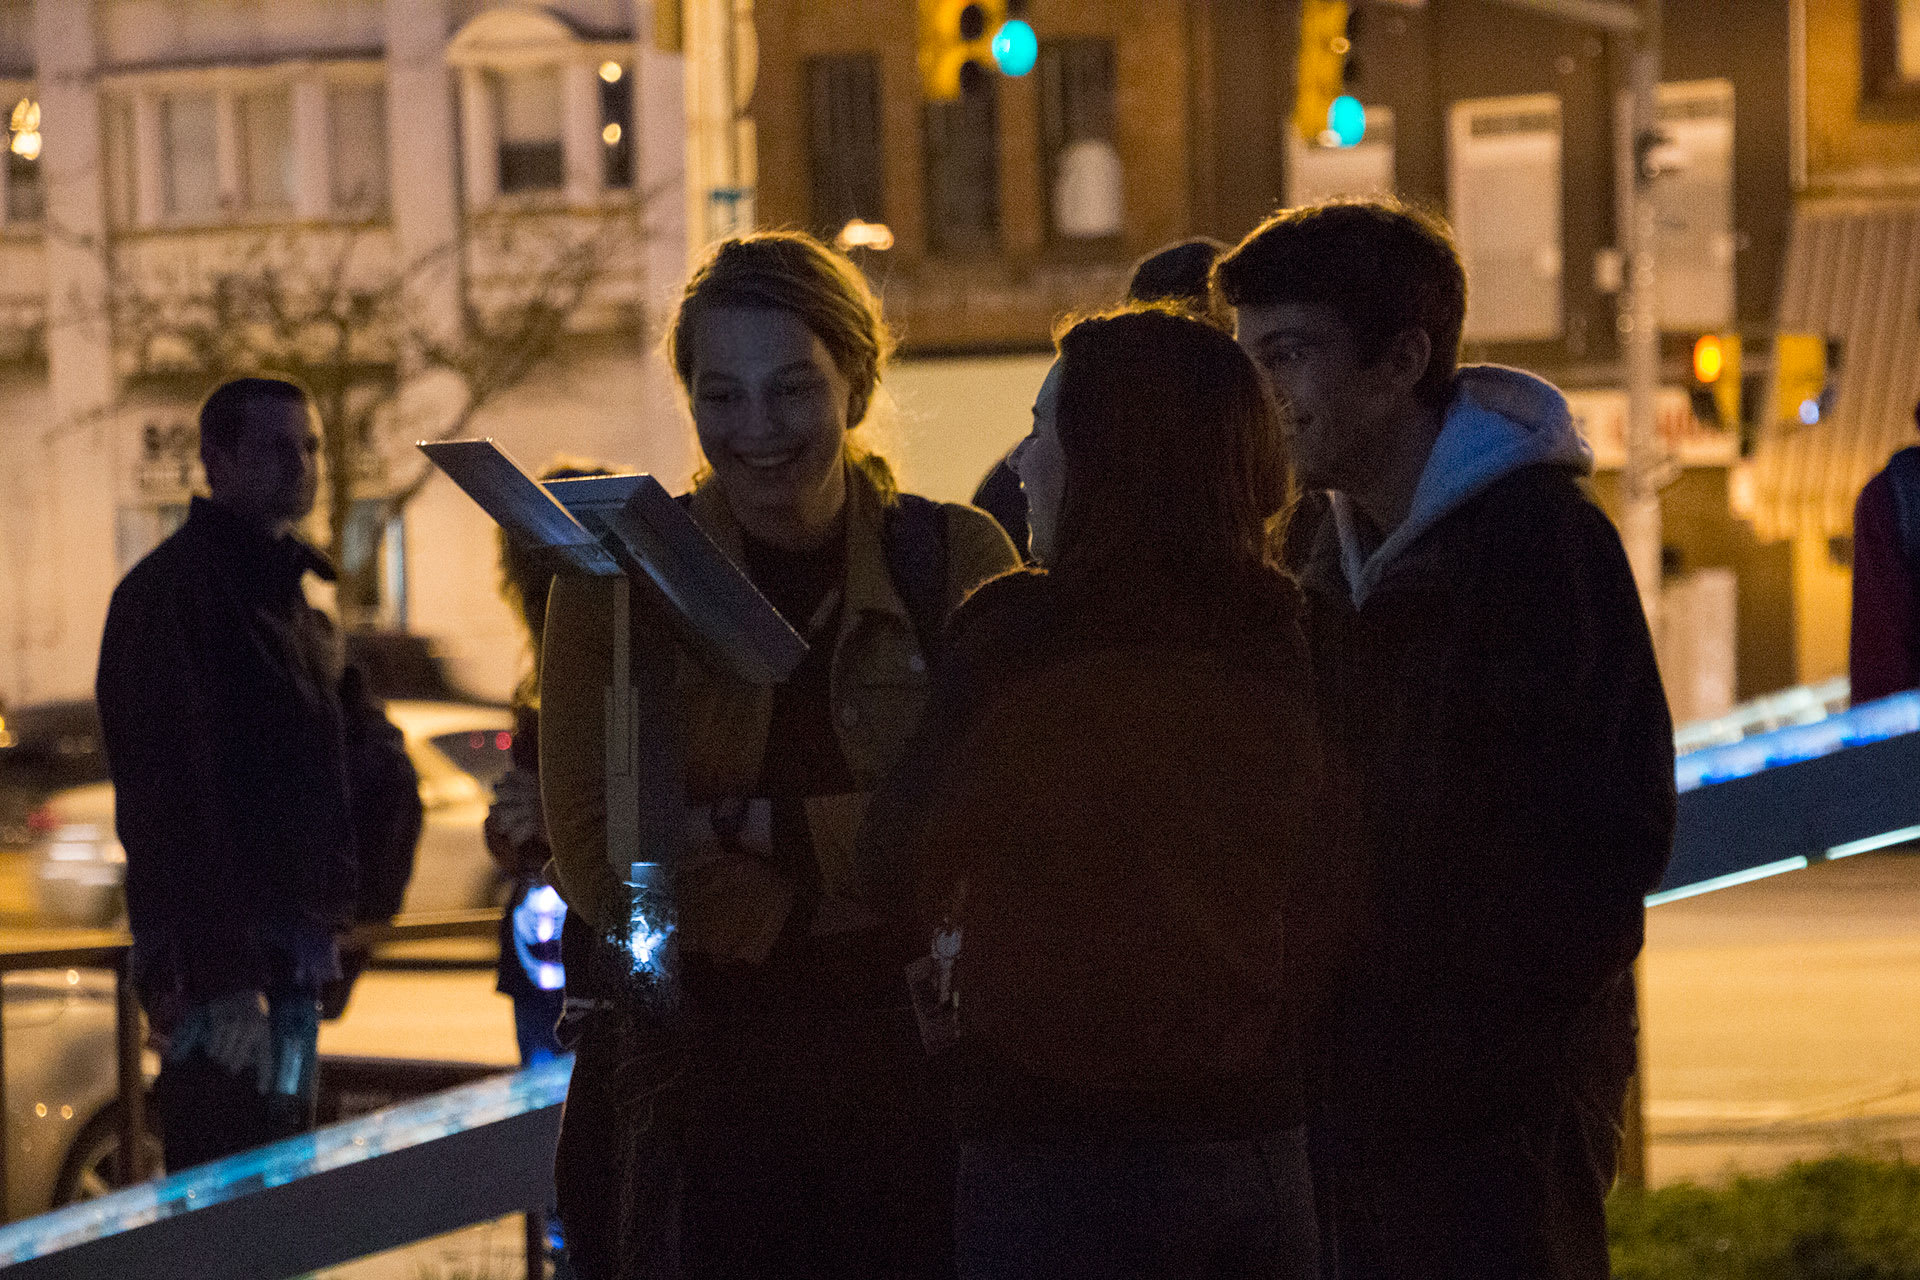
[184,495,336,595]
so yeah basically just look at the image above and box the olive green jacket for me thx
[540,465,1020,959]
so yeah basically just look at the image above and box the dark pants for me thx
[955,1129,1318,1280]
[152,1051,312,1173]
[553,932,951,1280]
[1309,1084,1624,1280]
[675,955,954,1280]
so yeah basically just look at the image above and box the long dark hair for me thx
[1049,305,1294,595]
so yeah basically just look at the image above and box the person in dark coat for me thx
[1849,401,1920,704]
[863,307,1320,1280]
[1220,198,1677,1279]
[970,237,1229,557]
[97,376,358,1172]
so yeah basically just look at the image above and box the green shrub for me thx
[1609,1156,1920,1279]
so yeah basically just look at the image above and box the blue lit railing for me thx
[1674,689,1920,793]
[1657,686,1920,906]
[0,1057,572,1277]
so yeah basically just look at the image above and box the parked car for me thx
[0,702,106,852]
[2,966,160,1220]
[32,700,516,928]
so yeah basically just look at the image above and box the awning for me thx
[1753,200,1920,540]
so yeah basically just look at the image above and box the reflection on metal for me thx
[1674,690,1920,793]
[0,1058,572,1279]
[1827,824,1920,860]
[1661,689,1920,902]
[1672,676,1850,755]
[1645,855,1809,907]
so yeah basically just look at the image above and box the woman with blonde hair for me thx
[540,231,1018,1280]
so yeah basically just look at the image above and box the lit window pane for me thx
[1450,96,1563,342]
[495,69,563,193]
[330,84,389,213]
[163,92,220,221]
[1902,0,1920,81]
[241,89,294,212]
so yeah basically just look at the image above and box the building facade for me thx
[0,0,696,703]
[750,0,1804,709]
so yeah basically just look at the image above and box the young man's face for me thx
[1235,301,1406,494]
[202,397,321,532]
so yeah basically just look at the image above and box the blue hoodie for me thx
[1328,365,1594,608]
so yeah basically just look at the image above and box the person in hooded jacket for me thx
[862,305,1321,1280]
[1221,198,1676,1279]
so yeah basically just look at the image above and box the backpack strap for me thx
[1885,448,1920,581]
[883,493,952,661]
[678,490,952,660]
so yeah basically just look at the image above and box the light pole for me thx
[1474,0,1663,1193]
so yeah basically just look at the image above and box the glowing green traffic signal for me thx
[992,19,1037,76]
[1329,94,1366,147]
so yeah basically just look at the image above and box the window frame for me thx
[923,74,1002,258]
[1862,0,1920,113]
[805,52,885,242]
[1447,92,1566,344]
[1037,38,1123,259]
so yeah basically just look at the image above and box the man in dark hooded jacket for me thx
[98,377,358,1172]
[1221,199,1675,1279]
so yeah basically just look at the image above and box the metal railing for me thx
[0,910,504,1226]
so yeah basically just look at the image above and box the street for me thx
[1644,848,1920,1185]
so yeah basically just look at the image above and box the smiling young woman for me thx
[538,231,1019,1280]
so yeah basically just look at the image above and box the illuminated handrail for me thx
[1674,690,1920,793]
[0,1058,571,1279]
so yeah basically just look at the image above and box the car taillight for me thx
[26,803,57,836]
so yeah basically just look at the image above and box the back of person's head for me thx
[1050,305,1292,588]
[198,376,311,459]
[1126,238,1231,330]
[1215,197,1466,408]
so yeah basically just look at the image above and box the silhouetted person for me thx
[971,237,1228,556]
[1221,199,1676,1279]
[98,377,357,1172]
[865,307,1319,1279]
[1849,401,1920,703]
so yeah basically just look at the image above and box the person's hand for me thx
[200,990,274,1093]
[486,767,547,863]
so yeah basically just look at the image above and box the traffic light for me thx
[919,0,1005,101]
[1296,0,1352,146]
[1690,333,1741,430]
[1773,333,1833,428]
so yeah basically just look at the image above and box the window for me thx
[6,93,43,223]
[1289,107,1395,206]
[924,78,999,256]
[330,83,389,213]
[600,61,633,189]
[1864,0,1920,103]
[1646,80,1734,331]
[162,92,221,221]
[240,88,294,213]
[1449,95,1563,342]
[495,68,563,193]
[1039,41,1121,243]
[806,54,883,238]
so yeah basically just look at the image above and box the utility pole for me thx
[1616,0,1666,633]
[1477,0,1662,1194]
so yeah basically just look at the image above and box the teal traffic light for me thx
[1328,94,1366,147]
[992,19,1037,76]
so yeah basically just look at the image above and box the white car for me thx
[32,700,516,928]
[2,966,161,1220]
